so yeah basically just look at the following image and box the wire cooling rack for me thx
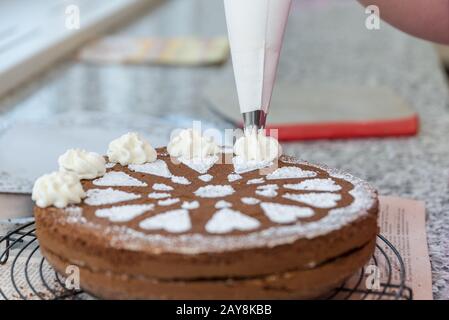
[0,221,413,300]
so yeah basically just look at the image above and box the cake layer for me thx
[41,238,375,300]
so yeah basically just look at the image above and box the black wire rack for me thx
[0,221,413,300]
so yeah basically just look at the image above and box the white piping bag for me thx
[224,0,292,130]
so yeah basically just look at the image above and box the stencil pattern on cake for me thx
[158,198,180,206]
[93,171,147,187]
[129,160,172,178]
[261,202,314,224]
[152,183,173,191]
[266,166,316,180]
[283,192,341,208]
[194,185,235,198]
[85,188,141,206]
[283,178,341,192]
[198,174,213,182]
[179,155,219,174]
[96,204,154,222]
[205,209,260,234]
[148,192,171,199]
[139,209,191,233]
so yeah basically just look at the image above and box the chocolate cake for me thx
[34,148,378,299]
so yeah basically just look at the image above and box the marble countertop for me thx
[0,0,448,299]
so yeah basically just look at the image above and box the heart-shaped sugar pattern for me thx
[260,202,314,224]
[171,176,191,185]
[129,159,172,178]
[215,200,232,209]
[93,171,147,187]
[152,183,173,191]
[158,198,180,206]
[85,188,140,206]
[205,209,260,234]
[139,209,191,233]
[182,200,200,210]
[179,155,219,174]
[148,192,171,199]
[266,166,316,180]
[198,174,213,182]
[95,204,154,222]
[194,185,235,198]
[283,192,341,208]
[283,178,341,191]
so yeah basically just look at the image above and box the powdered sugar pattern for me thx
[232,156,273,174]
[284,178,341,192]
[148,192,171,199]
[194,185,235,198]
[241,197,260,205]
[158,198,180,206]
[171,176,191,185]
[255,184,279,198]
[105,163,116,169]
[205,209,260,234]
[179,155,218,174]
[227,173,242,182]
[283,192,341,208]
[181,201,200,210]
[85,188,140,206]
[247,178,264,185]
[215,200,232,209]
[93,171,147,187]
[152,183,173,191]
[261,202,315,224]
[96,204,154,222]
[129,160,172,178]
[198,174,213,182]
[139,209,191,233]
[266,166,316,180]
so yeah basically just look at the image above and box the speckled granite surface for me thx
[0,0,448,299]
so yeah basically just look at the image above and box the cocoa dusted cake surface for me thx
[35,148,378,299]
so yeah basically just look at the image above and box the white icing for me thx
[158,198,180,206]
[232,155,273,174]
[215,200,232,209]
[283,178,341,192]
[95,204,153,222]
[181,200,200,210]
[167,129,220,159]
[260,202,315,224]
[107,132,157,165]
[152,183,173,191]
[139,209,191,233]
[227,173,242,182]
[85,188,140,206]
[234,129,281,162]
[148,192,171,199]
[194,185,235,198]
[283,192,341,208]
[93,171,147,187]
[266,166,316,180]
[179,155,218,174]
[241,197,260,205]
[205,209,260,234]
[58,149,106,179]
[171,176,191,185]
[247,178,264,184]
[198,174,213,182]
[32,172,85,208]
[129,160,172,178]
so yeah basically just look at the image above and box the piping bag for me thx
[224,0,292,131]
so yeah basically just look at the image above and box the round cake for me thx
[34,146,378,299]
